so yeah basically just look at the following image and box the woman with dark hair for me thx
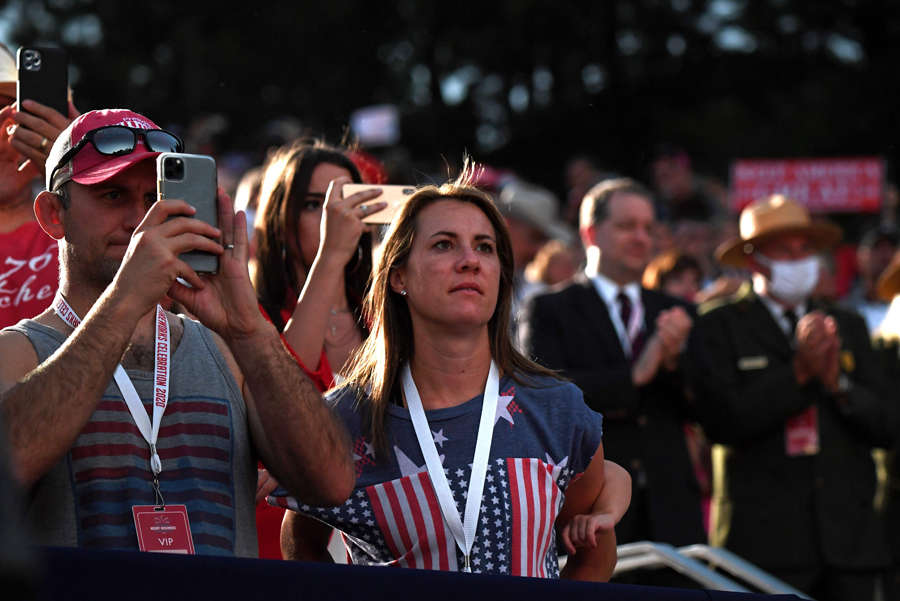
[274,167,629,581]
[251,140,385,560]
[253,139,384,389]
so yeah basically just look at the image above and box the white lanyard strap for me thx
[53,294,170,479]
[402,360,498,573]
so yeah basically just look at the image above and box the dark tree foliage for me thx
[6,0,900,194]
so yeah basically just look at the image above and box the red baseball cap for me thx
[46,108,165,191]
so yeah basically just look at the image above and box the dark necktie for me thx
[784,308,798,338]
[617,291,645,359]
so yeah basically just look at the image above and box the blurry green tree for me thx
[5,0,898,195]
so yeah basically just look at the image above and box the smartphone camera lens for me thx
[23,49,42,72]
[164,157,184,181]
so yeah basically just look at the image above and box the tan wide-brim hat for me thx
[877,250,900,301]
[715,194,842,268]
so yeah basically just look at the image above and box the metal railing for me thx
[612,541,813,598]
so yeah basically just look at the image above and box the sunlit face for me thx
[590,192,655,284]
[61,159,158,288]
[391,199,501,333]
[294,162,352,270]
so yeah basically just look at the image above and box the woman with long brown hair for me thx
[274,168,629,580]
[251,140,385,559]
[253,139,384,389]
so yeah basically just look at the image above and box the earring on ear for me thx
[400,290,408,296]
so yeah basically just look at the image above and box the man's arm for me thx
[169,190,354,506]
[0,293,140,486]
[281,510,335,562]
[214,325,354,506]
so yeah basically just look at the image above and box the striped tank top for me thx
[6,316,258,557]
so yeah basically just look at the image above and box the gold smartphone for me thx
[343,184,416,224]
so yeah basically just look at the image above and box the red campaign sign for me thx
[730,157,884,213]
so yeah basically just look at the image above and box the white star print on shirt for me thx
[495,393,516,425]
[432,429,448,447]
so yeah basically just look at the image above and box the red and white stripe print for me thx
[368,471,457,571]
[508,458,562,578]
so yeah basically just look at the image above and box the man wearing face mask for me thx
[687,194,895,601]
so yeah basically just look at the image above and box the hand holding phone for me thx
[342,183,416,224]
[157,153,220,274]
[14,47,70,174]
[17,47,67,116]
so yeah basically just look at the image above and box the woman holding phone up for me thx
[273,168,629,581]
[253,139,385,389]
[251,140,385,559]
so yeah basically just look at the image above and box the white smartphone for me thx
[343,183,416,224]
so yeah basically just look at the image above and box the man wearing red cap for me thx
[688,195,895,600]
[0,43,75,328]
[0,109,355,556]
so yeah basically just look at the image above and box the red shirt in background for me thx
[255,305,337,559]
[0,221,58,328]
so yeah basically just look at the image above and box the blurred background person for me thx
[562,155,617,226]
[844,224,900,333]
[649,143,725,223]
[642,250,703,304]
[520,178,706,578]
[642,249,710,532]
[0,43,75,328]
[689,195,893,601]
[497,179,574,283]
[495,179,574,334]
[519,239,581,304]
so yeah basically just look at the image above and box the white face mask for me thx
[756,254,820,304]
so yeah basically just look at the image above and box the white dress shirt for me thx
[754,278,807,338]
[588,270,642,356]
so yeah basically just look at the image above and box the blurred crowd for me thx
[3,40,900,601]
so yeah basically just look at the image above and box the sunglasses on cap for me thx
[49,125,184,191]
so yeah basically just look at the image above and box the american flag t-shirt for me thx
[271,374,601,577]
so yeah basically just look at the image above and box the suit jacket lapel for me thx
[572,274,628,362]
[640,288,664,337]
[742,288,794,359]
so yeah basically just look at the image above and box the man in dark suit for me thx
[519,178,705,548]
[688,195,894,601]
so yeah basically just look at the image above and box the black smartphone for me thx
[16,46,67,116]
[157,153,219,274]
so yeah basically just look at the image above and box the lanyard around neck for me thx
[402,360,498,573]
[53,294,171,485]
